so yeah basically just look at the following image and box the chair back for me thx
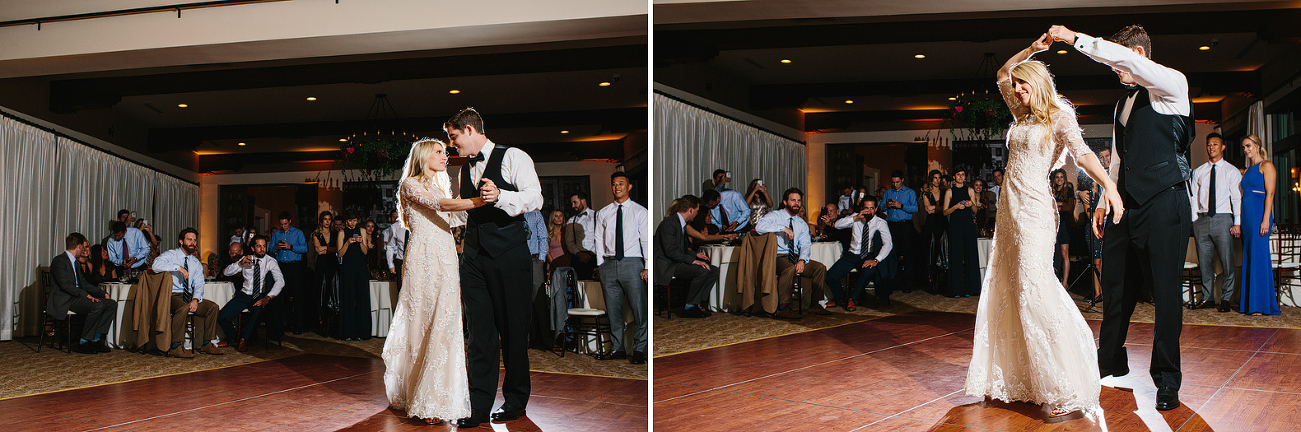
[39,267,52,317]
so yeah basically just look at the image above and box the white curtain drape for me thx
[2,124,198,340]
[653,93,806,215]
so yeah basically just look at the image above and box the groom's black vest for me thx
[1114,86,1195,205]
[460,145,528,258]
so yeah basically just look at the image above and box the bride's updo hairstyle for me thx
[1010,60,1072,127]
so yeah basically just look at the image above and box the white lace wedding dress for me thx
[382,174,471,421]
[963,79,1101,413]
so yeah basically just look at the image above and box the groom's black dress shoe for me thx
[455,416,488,428]
[1099,367,1129,379]
[491,407,527,422]
[1156,388,1180,411]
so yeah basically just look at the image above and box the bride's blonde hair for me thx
[1010,60,1073,126]
[395,138,451,230]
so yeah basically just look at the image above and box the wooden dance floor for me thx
[654,310,1301,431]
[0,354,647,431]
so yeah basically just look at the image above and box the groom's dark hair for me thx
[445,107,485,134]
[1108,25,1152,58]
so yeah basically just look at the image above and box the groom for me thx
[446,107,544,427]
[1054,24,1194,411]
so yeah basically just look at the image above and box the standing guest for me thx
[972,179,996,230]
[230,227,246,247]
[546,210,570,270]
[218,235,284,351]
[383,211,409,290]
[883,171,919,293]
[87,244,121,285]
[48,233,115,354]
[837,185,855,213]
[106,221,150,275]
[745,179,774,228]
[335,212,372,340]
[990,169,1004,205]
[593,172,649,365]
[1079,148,1113,303]
[654,195,719,318]
[824,198,894,310]
[711,169,732,192]
[151,228,223,358]
[755,188,832,319]
[524,211,548,298]
[921,170,949,293]
[271,212,307,336]
[312,211,338,332]
[1189,133,1241,312]
[703,186,751,234]
[1238,134,1279,316]
[135,219,160,264]
[1051,169,1075,289]
[564,192,598,280]
[943,169,980,297]
[363,220,382,274]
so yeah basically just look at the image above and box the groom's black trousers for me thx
[461,242,533,416]
[1098,185,1189,391]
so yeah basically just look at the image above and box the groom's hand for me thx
[479,179,499,203]
[1048,25,1077,44]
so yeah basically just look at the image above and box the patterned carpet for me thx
[0,331,645,400]
[652,290,1301,357]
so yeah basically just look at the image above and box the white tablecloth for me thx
[99,280,235,348]
[370,280,397,337]
[699,241,843,312]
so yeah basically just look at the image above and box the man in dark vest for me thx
[1053,24,1194,411]
[445,107,544,428]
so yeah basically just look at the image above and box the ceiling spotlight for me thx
[237,142,246,146]
[449,89,460,94]
[561,130,570,134]
[948,97,957,101]
[1199,45,1210,51]
[306,97,317,101]
[914,54,925,59]
[599,81,612,87]
[177,103,188,108]
[339,138,347,142]
[780,59,792,64]
[1056,50,1068,55]
[845,100,854,104]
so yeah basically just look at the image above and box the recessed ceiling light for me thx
[561,130,570,134]
[177,103,188,108]
[1199,45,1211,51]
[948,97,957,101]
[914,54,925,59]
[598,82,612,87]
[237,142,246,146]
[1056,50,1068,54]
[449,89,460,94]
[339,138,347,142]
[780,59,792,64]
[306,97,317,101]
[845,100,854,104]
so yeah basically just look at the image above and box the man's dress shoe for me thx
[596,350,627,361]
[491,407,527,422]
[630,352,647,365]
[74,342,100,354]
[455,416,487,428]
[1156,388,1180,411]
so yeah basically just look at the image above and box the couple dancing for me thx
[380,108,544,427]
[966,24,1194,417]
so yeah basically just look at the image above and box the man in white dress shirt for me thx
[564,192,598,279]
[1189,133,1241,312]
[217,235,284,352]
[382,211,408,289]
[755,187,832,319]
[593,172,649,365]
[445,108,544,427]
[152,228,223,358]
[824,198,894,311]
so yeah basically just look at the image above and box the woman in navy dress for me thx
[1239,134,1280,316]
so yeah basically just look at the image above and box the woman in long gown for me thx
[336,211,371,341]
[965,33,1125,417]
[1238,134,1280,315]
[382,138,490,424]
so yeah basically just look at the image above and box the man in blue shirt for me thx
[524,210,548,297]
[106,221,150,274]
[882,170,920,293]
[270,212,308,337]
[702,188,751,234]
[754,187,831,319]
[152,228,223,358]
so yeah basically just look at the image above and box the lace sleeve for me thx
[998,79,1027,117]
[1052,108,1093,160]
[400,178,445,212]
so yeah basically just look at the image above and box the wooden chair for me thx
[1273,224,1301,307]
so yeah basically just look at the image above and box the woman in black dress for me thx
[1050,169,1075,290]
[88,244,120,284]
[921,170,949,293]
[943,168,981,297]
[312,211,338,334]
[335,211,372,340]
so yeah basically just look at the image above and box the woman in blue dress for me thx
[1238,133,1280,316]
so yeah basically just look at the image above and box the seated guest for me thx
[824,198,894,310]
[218,241,246,284]
[655,195,720,318]
[593,172,649,364]
[87,244,121,285]
[48,233,116,354]
[218,235,284,351]
[151,228,223,358]
[106,221,150,274]
[816,203,851,252]
[755,188,831,319]
[703,187,751,234]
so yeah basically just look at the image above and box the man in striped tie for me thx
[152,228,223,358]
[218,235,284,352]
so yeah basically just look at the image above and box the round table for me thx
[99,280,235,349]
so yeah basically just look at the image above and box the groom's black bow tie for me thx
[1125,85,1141,98]
[467,153,485,166]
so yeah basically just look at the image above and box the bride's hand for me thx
[1103,189,1125,223]
[1030,32,1051,53]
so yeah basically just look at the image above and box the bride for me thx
[382,138,491,424]
[964,33,1125,417]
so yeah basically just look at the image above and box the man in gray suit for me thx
[47,232,117,354]
[654,194,719,318]
[1189,132,1242,312]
